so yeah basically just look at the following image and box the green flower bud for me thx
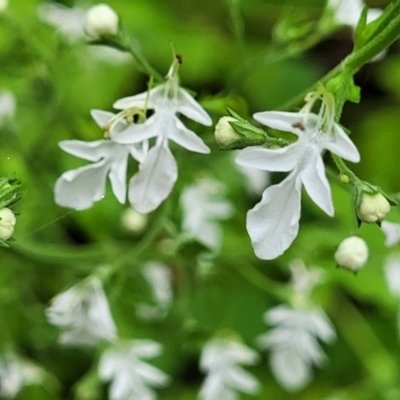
[334,236,368,273]
[214,117,242,149]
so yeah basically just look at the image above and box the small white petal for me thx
[131,340,163,359]
[225,367,260,394]
[384,254,400,298]
[91,109,115,128]
[108,154,128,204]
[170,116,210,153]
[54,160,108,209]
[129,142,178,214]
[270,348,311,391]
[113,115,159,144]
[322,124,360,163]
[381,221,400,247]
[59,140,108,161]
[247,173,302,260]
[253,111,313,137]
[113,89,156,110]
[176,88,212,126]
[235,143,300,172]
[135,361,170,387]
[301,153,334,216]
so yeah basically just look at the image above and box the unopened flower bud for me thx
[334,236,368,272]
[0,207,16,240]
[84,4,119,39]
[339,174,350,184]
[121,208,147,234]
[214,117,242,149]
[357,192,390,224]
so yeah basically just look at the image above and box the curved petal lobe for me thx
[247,174,302,260]
[129,142,178,214]
[54,161,108,210]
[170,117,210,153]
[301,154,334,216]
[176,89,212,126]
[59,140,108,161]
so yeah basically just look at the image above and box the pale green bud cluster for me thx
[356,192,391,224]
[84,4,119,39]
[334,236,369,273]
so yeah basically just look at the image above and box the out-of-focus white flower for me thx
[327,0,382,29]
[381,221,400,247]
[38,2,87,41]
[199,338,260,400]
[334,236,368,272]
[121,208,148,233]
[46,276,117,347]
[357,192,391,224]
[0,91,16,124]
[136,262,173,320]
[257,305,336,391]
[236,89,360,260]
[0,0,8,13]
[289,259,323,296]
[0,352,45,398]
[180,178,233,251]
[0,208,16,241]
[55,110,148,210]
[113,57,212,214]
[98,339,170,400]
[384,254,400,298]
[235,160,270,197]
[84,4,119,39]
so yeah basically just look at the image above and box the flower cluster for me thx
[199,338,260,400]
[55,58,211,214]
[236,88,360,260]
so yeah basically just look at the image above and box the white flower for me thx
[327,0,382,28]
[180,178,233,251]
[384,254,400,298]
[98,339,170,400]
[334,236,368,272]
[357,192,391,223]
[0,208,16,241]
[46,276,117,347]
[289,259,323,296]
[113,59,212,214]
[84,4,119,39]
[236,99,360,260]
[0,352,45,398]
[55,110,147,210]
[199,338,260,400]
[257,305,336,391]
[0,91,16,124]
[381,221,400,247]
[235,157,270,197]
[136,262,173,320]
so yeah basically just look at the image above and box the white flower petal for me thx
[113,115,159,144]
[128,142,178,214]
[247,174,302,260]
[384,254,400,298]
[135,361,170,387]
[253,111,314,137]
[131,340,163,359]
[322,124,360,163]
[235,143,300,172]
[59,140,108,161]
[270,348,311,391]
[225,367,260,394]
[90,109,115,128]
[381,221,400,247]
[113,89,155,110]
[176,88,212,126]
[54,160,108,209]
[170,117,210,153]
[108,154,128,204]
[301,153,334,216]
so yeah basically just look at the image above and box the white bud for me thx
[357,192,391,223]
[0,208,16,240]
[214,116,241,148]
[121,208,147,233]
[84,4,119,39]
[334,236,368,272]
